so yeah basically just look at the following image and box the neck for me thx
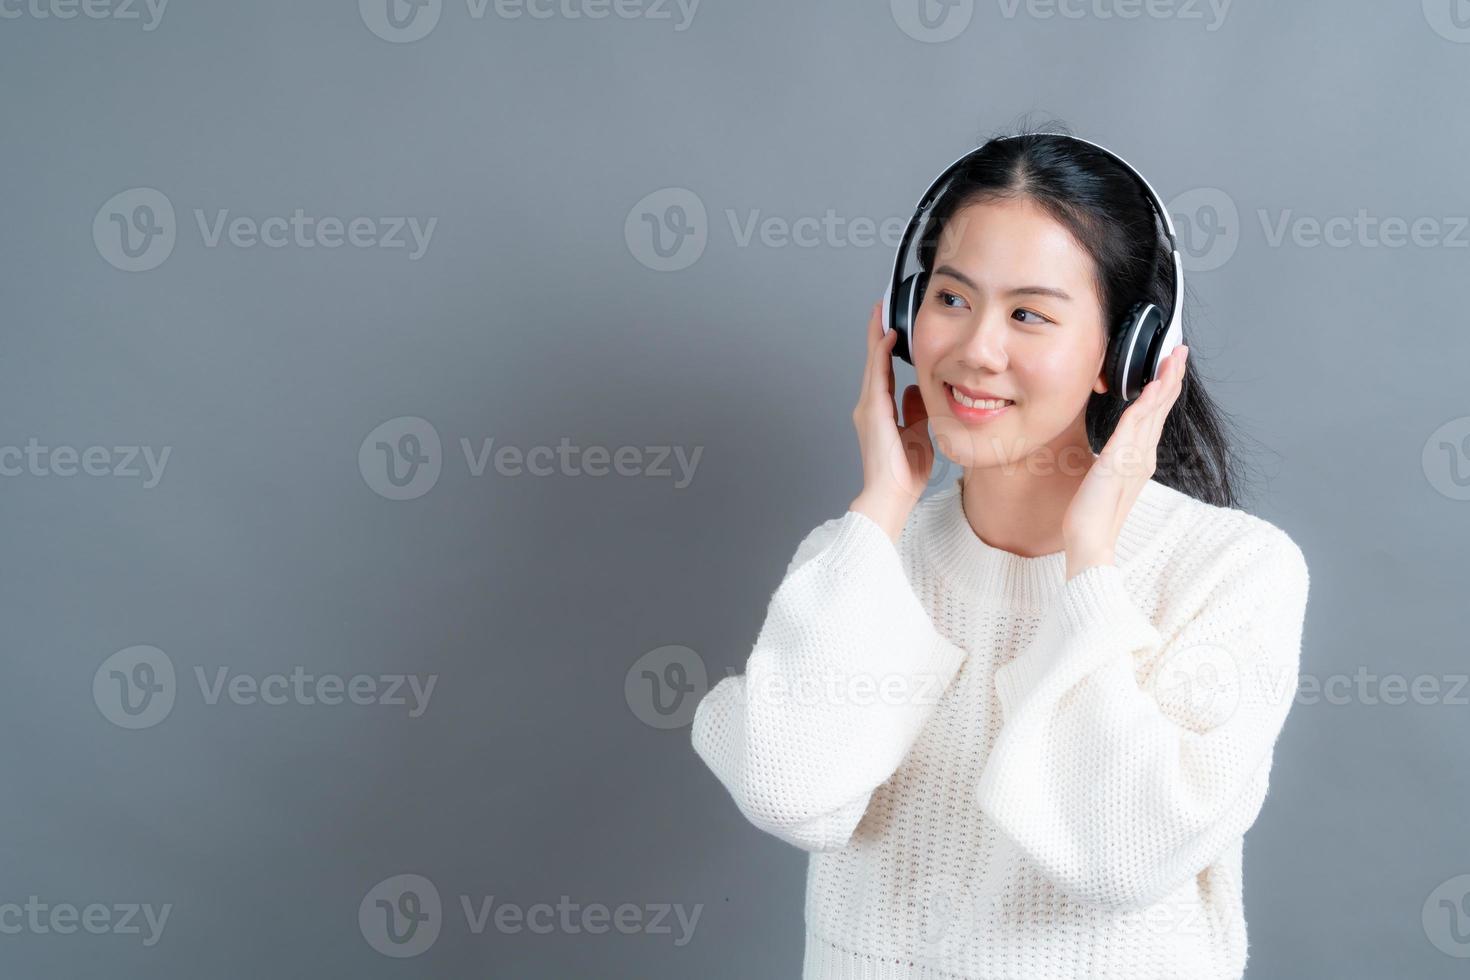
[959,435,1097,559]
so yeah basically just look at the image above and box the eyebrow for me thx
[933,264,1073,303]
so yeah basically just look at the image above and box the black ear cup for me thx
[1105,301,1164,402]
[1102,304,1133,400]
[890,270,928,366]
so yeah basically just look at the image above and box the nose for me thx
[954,306,1009,373]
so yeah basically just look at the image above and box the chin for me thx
[930,414,1010,469]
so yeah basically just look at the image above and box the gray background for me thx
[2,0,1468,976]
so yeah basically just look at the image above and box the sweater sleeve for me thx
[973,528,1310,911]
[691,508,969,853]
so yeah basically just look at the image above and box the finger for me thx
[1135,380,1171,442]
[873,329,898,400]
[1152,349,1188,433]
[1110,387,1162,461]
[864,326,896,406]
[1146,349,1187,421]
[1116,386,1154,434]
[1136,354,1185,446]
[860,302,884,401]
[870,321,893,387]
[1139,350,1185,417]
[1143,385,1171,443]
[1159,349,1186,413]
[900,384,929,431]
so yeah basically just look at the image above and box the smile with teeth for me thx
[945,384,1014,410]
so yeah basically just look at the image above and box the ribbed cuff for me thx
[802,509,967,686]
[994,564,1161,718]
[811,508,903,580]
[1059,564,1157,638]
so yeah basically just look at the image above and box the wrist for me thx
[1065,549,1116,582]
[849,491,910,544]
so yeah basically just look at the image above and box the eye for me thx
[1013,308,1052,325]
[935,289,967,309]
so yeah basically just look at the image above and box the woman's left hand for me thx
[1062,345,1189,580]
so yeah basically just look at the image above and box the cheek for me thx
[1021,342,1100,390]
[910,315,946,383]
[910,309,940,362]
[1009,347,1069,398]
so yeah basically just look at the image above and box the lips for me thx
[944,383,1013,423]
[946,381,1014,403]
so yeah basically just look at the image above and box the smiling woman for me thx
[903,130,1233,505]
[691,124,1311,980]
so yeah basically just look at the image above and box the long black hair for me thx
[915,116,1263,509]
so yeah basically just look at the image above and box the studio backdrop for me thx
[1,1,1466,977]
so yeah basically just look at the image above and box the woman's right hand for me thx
[849,298,935,543]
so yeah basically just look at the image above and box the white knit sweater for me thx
[691,474,1310,980]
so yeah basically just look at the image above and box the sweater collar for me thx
[916,471,1184,609]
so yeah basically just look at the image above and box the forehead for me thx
[933,197,1096,294]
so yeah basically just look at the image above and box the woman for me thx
[690,130,1311,980]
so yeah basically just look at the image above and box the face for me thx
[911,195,1111,471]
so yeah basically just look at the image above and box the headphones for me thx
[881,133,1184,404]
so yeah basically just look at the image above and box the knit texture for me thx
[691,474,1310,980]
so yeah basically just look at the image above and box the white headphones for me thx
[881,133,1183,403]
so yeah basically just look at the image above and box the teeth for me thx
[948,385,1013,410]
